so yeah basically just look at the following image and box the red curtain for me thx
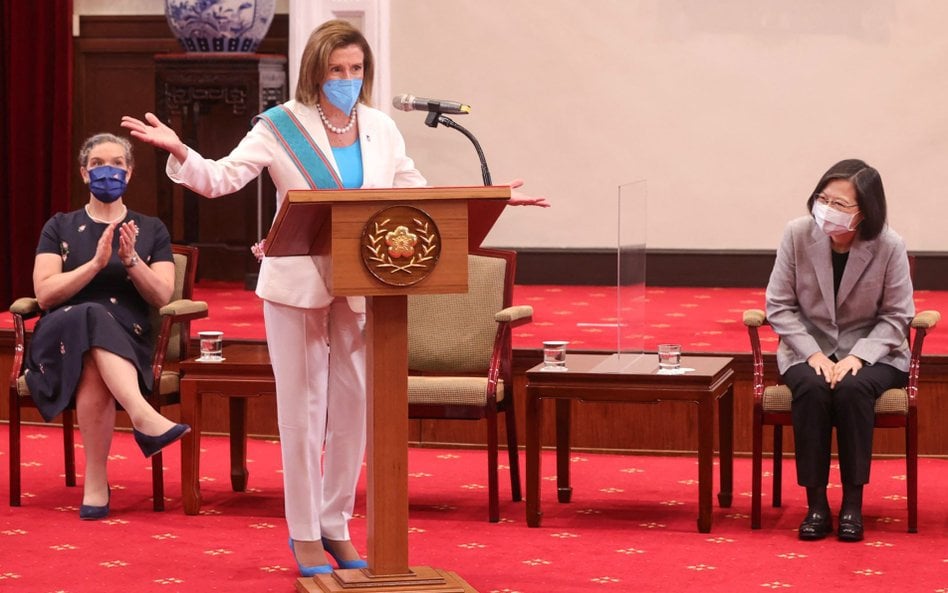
[0,0,73,308]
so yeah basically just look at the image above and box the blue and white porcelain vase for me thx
[165,0,277,53]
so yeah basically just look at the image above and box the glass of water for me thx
[657,343,681,370]
[198,331,224,362]
[542,340,569,371]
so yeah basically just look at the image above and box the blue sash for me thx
[253,105,343,190]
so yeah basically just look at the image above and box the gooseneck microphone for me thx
[392,94,471,115]
[394,92,489,185]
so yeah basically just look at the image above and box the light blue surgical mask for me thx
[322,78,363,114]
[87,165,128,203]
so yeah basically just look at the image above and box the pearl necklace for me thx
[85,203,127,224]
[316,103,357,134]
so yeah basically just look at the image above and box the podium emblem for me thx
[361,206,441,286]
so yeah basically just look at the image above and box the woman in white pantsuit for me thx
[124,21,423,575]
[124,20,546,576]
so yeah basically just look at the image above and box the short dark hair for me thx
[805,159,886,240]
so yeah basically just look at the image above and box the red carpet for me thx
[2,423,948,592]
[5,282,948,354]
[183,281,948,354]
[190,283,948,353]
[182,283,778,352]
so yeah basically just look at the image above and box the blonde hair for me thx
[296,19,374,107]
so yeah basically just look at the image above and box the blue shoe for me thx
[79,486,110,520]
[133,424,190,458]
[322,537,368,569]
[288,538,333,576]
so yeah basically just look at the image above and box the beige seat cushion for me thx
[16,374,29,397]
[159,370,180,395]
[408,255,506,374]
[16,370,180,399]
[763,385,908,415]
[875,388,909,414]
[408,376,505,406]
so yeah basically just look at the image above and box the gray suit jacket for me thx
[765,216,914,374]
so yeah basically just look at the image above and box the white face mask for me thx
[812,201,858,237]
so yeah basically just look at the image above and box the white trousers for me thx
[263,298,367,541]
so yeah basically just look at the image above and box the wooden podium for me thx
[264,186,510,593]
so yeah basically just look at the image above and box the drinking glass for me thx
[198,331,224,362]
[542,340,569,371]
[657,343,681,370]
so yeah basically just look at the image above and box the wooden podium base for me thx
[296,566,478,593]
[272,188,510,593]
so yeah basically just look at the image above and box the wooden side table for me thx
[179,343,275,515]
[525,353,735,533]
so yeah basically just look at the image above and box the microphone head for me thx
[392,94,415,112]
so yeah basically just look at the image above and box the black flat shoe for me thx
[79,487,110,520]
[837,510,864,542]
[133,424,191,458]
[798,509,833,541]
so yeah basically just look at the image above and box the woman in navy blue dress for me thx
[25,133,190,519]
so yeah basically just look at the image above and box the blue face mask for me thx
[322,78,363,114]
[87,165,128,203]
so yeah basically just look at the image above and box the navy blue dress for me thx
[25,208,173,421]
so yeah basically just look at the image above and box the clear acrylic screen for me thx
[607,180,647,371]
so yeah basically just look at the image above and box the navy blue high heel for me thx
[288,538,333,576]
[133,424,190,458]
[79,486,111,520]
[322,537,368,569]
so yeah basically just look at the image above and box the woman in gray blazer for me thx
[765,159,913,543]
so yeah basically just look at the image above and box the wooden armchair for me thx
[743,307,939,532]
[407,248,532,522]
[8,244,208,511]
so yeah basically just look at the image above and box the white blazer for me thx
[167,100,427,311]
[765,216,914,374]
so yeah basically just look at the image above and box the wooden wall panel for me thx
[4,336,947,458]
[515,249,948,291]
[73,18,180,217]
[408,351,948,459]
[73,16,288,282]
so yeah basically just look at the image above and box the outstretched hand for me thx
[120,113,189,162]
[504,179,550,208]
